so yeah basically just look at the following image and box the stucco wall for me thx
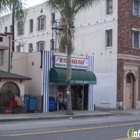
[73,0,118,109]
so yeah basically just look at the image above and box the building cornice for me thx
[118,54,140,61]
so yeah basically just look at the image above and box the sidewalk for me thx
[0,110,115,122]
[0,109,139,122]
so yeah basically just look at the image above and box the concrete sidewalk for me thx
[0,110,116,122]
[0,109,139,122]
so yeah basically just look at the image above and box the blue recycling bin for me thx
[29,96,36,111]
[49,96,55,112]
[24,94,36,112]
[24,94,30,110]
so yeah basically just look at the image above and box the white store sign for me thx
[54,56,88,70]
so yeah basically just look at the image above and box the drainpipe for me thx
[8,36,11,73]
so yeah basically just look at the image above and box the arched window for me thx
[29,43,33,52]
[37,41,45,51]
[0,82,20,106]
[37,15,46,31]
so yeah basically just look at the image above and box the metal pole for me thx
[56,85,59,115]
[8,36,11,73]
[82,85,84,110]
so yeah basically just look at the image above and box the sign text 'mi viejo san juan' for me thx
[55,56,88,70]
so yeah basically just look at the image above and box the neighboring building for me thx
[0,33,31,112]
[0,0,140,111]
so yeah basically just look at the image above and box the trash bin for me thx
[24,94,36,112]
[24,94,30,110]
[29,96,36,111]
[49,96,55,112]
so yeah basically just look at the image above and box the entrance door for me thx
[125,74,134,109]
[71,85,88,110]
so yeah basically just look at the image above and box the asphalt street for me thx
[0,115,140,140]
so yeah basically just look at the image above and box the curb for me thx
[0,113,116,122]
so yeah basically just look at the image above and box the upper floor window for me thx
[5,26,7,32]
[38,15,46,31]
[106,0,113,14]
[106,29,112,47]
[0,50,3,65]
[17,22,24,35]
[132,31,140,48]
[10,25,12,32]
[133,0,140,16]
[29,43,33,52]
[29,19,33,33]
[51,13,55,23]
[37,41,45,51]
[0,37,3,42]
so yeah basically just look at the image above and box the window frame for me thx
[106,29,113,47]
[37,41,45,51]
[37,15,46,31]
[29,19,33,33]
[132,30,140,48]
[133,0,140,16]
[17,22,24,35]
[0,50,3,65]
[106,0,113,15]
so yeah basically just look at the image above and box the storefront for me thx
[42,51,97,112]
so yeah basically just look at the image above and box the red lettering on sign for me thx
[78,60,84,65]
[72,59,77,64]
[59,58,63,62]
[64,58,67,63]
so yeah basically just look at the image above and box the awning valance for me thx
[50,68,97,85]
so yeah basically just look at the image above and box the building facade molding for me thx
[118,54,140,61]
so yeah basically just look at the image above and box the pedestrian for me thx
[59,94,66,111]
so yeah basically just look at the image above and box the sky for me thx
[26,0,44,7]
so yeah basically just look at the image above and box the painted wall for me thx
[0,34,12,72]
[73,0,118,108]
[27,52,42,111]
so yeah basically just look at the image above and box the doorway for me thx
[125,73,134,109]
[71,85,88,110]
[0,82,20,107]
